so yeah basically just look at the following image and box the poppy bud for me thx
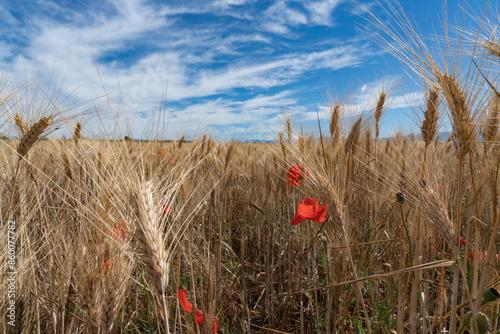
[476,312,491,334]
[482,287,500,305]
[396,192,405,205]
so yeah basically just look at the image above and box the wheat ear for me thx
[178,135,185,150]
[345,117,362,154]
[17,117,53,158]
[438,74,473,159]
[421,88,439,147]
[482,93,500,152]
[375,92,386,138]
[134,182,171,330]
[14,114,28,135]
[286,118,292,143]
[73,122,81,146]
[483,41,500,58]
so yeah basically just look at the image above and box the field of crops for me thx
[1,1,499,333]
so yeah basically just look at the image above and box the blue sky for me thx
[0,0,492,140]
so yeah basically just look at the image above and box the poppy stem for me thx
[399,204,413,267]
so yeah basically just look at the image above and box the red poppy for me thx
[290,198,328,225]
[212,317,219,333]
[287,165,311,186]
[170,160,175,164]
[177,289,193,312]
[111,221,128,242]
[195,308,205,325]
[171,153,175,157]
[163,205,172,216]
[467,251,490,261]
[460,237,466,246]
[104,258,111,274]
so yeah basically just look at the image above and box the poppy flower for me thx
[286,165,311,186]
[170,160,175,164]
[111,221,128,242]
[460,237,466,246]
[177,289,193,312]
[212,317,219,333]
[163,205,172,216]
[171,153,175,157]
[466,251,497,261]
[290,198,328,225]
[195,308,205,325]
[104,258,111,274]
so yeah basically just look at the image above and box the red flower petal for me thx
[177,289,193,313]
[163,205,172,216]
[195,308,205,325]
[111,221,128,242]
[211,316,219,334]
[290,198,328,225]
[459,237,466,246]
[286,165,311,186]
[104,258,110,274]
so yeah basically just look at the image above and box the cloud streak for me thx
[0,0,402,140]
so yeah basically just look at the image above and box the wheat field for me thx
[1,1,500,333]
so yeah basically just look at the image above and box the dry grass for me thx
[0,1,499,333]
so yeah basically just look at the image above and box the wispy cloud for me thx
[0,0,394,140]
[305,0,345,25]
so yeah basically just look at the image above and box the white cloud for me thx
[261,1,308,34]
[305,0,345,25]
[0,0,379,140]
